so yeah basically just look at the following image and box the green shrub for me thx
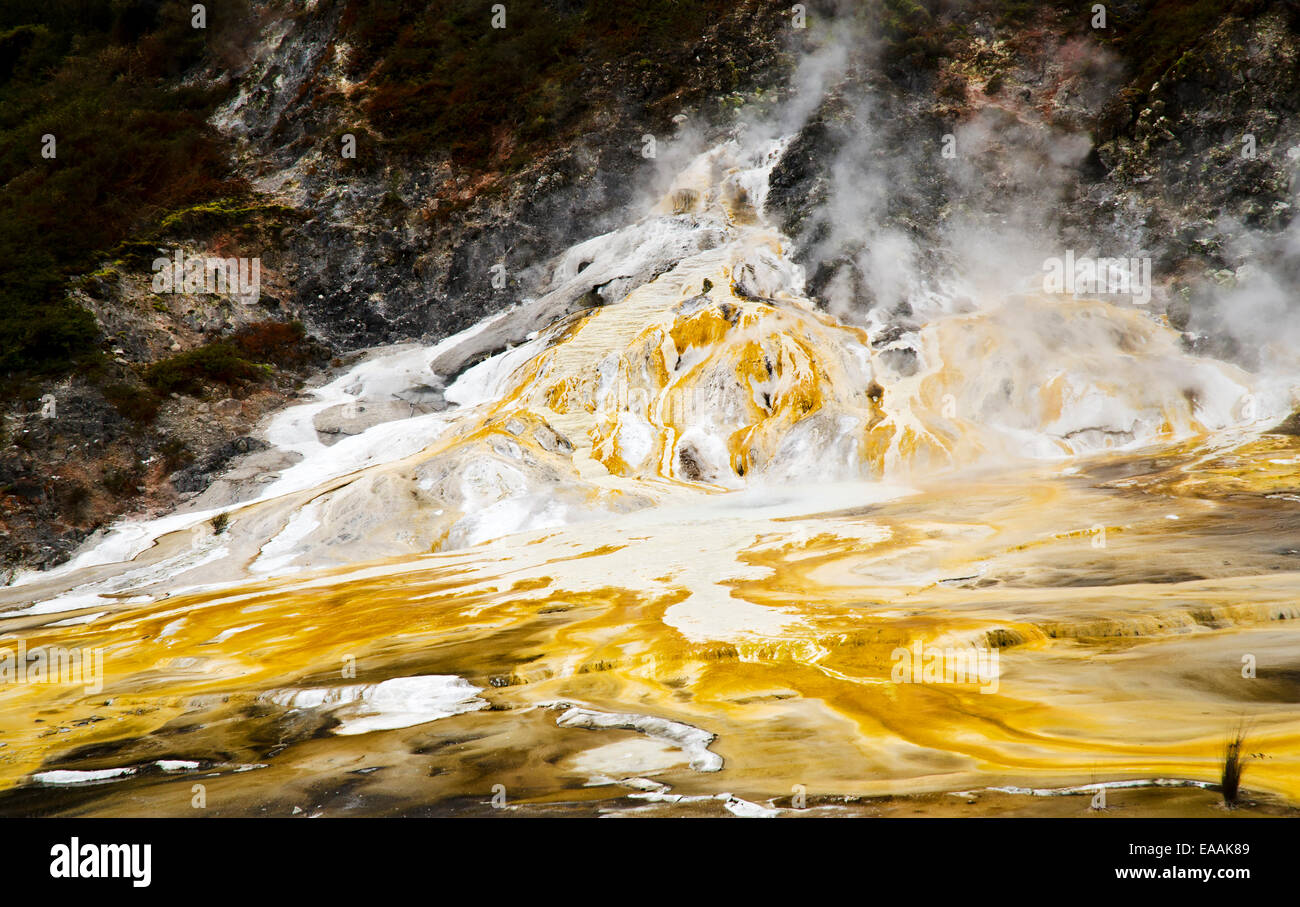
[343,0,735,165]
[134,320,313,400]
[0,24,63,84]
[230,320,311,369]
[144,343,261,396]
[60,480,90,512]
[159,437,193,471]
[0,291,99,380]
[100,463,140,497]
[0,1,251,390]
[1082,0,1273,101]
[103,381,160,423]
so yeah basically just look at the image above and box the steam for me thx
[1189,197,1300,415]
[755,5,1299,420]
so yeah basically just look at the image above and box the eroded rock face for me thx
[7,2,1300,575]
[0,0,796,574]
[206,0,796,354]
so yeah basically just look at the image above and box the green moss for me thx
[110,241,169,270]
[155,199,299,236]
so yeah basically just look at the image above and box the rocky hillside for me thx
[3,0,1299,575]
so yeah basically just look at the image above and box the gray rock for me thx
[312,400,425,439]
